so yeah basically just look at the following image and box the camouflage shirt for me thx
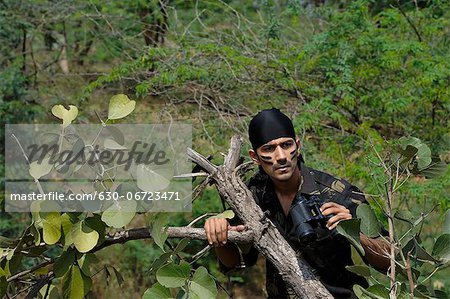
[233,161,369,298]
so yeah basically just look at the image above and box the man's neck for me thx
[272,167,301,195]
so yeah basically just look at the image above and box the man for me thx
[204,108,389,298]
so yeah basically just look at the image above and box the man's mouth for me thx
[275,165,290,172]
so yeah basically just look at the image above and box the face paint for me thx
[255,137,299,182]
[290,149,297,160]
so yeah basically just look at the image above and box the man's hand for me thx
[320,202,352,230]
[204,218,246,247]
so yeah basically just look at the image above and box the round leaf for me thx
[432,234,450,261]
[62,265,92,299]
[101,200,137,228]
[444,210,450,234]
[345,265,371,277]
[188,266,217,299]
[54,250,76,278]
[356,204,381,238]
[42,212,62,245]
[156,261,191,288]
[72,222,99,253]
[212,210,235,220]
[104,138,128,150]
[107,94,136,120]
[29,156,53,180]
[51,104,78,127]
[142,282,172,299]
[136,164,171,192]
[336,218,364,256]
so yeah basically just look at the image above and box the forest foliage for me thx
[0,0,449,298]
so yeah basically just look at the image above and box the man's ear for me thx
[296,138,301,152]
[248,149,260,165]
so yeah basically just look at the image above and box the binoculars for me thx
[289,194,335,244]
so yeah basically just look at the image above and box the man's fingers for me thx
[322,207,350,216]
[228,224,246,232]
[235,225,246,231]
[320,202,350,216]
[204,220,213,245]
[210,219,220,246]
[219,218,228,245]
[326,212,352,230]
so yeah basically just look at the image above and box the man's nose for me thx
[274,145,287,162]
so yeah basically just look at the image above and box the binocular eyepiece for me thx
[288,194,333,244]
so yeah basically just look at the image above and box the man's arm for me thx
[321,202,390,271]
[359,233,390,271]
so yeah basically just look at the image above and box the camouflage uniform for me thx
[223,160,369,298]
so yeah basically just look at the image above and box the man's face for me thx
[249,137,300,182]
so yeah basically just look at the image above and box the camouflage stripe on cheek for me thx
[259,155,273,162]
[290,149,297,160]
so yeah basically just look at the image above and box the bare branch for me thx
[93,226,255,252]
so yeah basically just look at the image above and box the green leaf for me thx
[78,253,99,277]
[403,237,439,264]
[444,210,450,234]
[0,275,7,299]
[62,265,92,299]
[433,290,448,299]
[211,210,235,220]
[415,143,432,170]
[394,210,415,225]
[30,224,40,246]
[366,285,389,299]
[39,284,59,299]
[350,245,366,266]
[41,212,62,245]
[61,213,74,248]
[419,159,448,178]
[356,204,381,238]
[345,265,371,277]
[151,216,169,251]
[54,249,76,278]
[189,266,217,299]
[101,200,137,228]
[156,261,191,288]
[337,218,364,256]
[148,252,173,274]
[104,138,128,150]
[174,238,190,255]
[353,284,389,299]
[71,222,99,253]
[112,266,124,286]
[142,282,172,299]
[107,94,136,120]
[432,234,450,261]
[84,215,106,244]
[29,156,53,180]
[51,104,78,127]
[136,163,172,192]
[0,236,19,248]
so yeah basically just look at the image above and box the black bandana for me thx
[248,108,296,149]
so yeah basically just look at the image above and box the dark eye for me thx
[281,141,293,149]
[261,145,275,152]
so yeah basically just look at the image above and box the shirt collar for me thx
[297,162,318,195]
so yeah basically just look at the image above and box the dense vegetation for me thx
[1,0,448,298]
